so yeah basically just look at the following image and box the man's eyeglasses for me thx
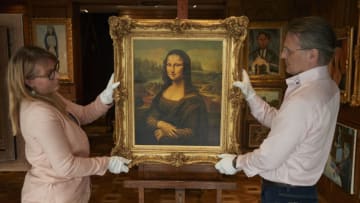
[281,47,312,56]
[30,61,59,80]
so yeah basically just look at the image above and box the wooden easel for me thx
[124,179,237,203]
[123,164,237,203]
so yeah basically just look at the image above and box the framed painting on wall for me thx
[109,16,249,167]
[246,87,284,120]
[244,22,286,81]
[245,120,270,148]
[323,123,357,194]
[31,18,73,83]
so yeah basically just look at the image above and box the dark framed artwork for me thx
[109,16,249,167]
[245,22,286,81]
[245,120,270,148]
[323,123,357,194]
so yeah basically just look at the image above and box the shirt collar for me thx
[286,65,330,87]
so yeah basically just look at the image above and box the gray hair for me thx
[286,16,336,65]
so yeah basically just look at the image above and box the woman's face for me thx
[166,54,184,82]
[25,59,60,95]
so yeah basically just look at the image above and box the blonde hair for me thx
[7,46,66,136]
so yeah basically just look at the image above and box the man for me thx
[249,31,279,75]
[215,16,340,203]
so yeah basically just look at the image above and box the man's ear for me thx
[309,48,319,65]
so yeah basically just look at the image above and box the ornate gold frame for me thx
[351,0,360,106]
[31,18,74,83]
[109,16,249,167]
[329,26,354,103]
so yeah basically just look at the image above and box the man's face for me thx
[257,33,270,49]
[281,33,311,75]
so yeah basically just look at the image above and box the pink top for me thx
[20,94,111,203]
[236,66,340,186]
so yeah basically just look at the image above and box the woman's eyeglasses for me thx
[30,61,59,80]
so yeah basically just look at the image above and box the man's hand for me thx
[233,69,256,100]
[214,154,238,175]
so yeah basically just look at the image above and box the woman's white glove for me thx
[108,156,131,174]
[100,73,120,105]
[233,69,256,100]
[214,154,238,175]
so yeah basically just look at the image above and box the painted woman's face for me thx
[166,54,184,82]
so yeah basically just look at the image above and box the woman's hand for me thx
[157,120,177,137]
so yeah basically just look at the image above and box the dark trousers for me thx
[261,179,318,203]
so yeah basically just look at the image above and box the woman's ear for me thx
[309,48,319,65]
[25,79,34,89]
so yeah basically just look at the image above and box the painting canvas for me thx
[323,123,357,194]
[133,39,223,146]
[109,16,249,167]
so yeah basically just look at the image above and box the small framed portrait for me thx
[108,16,249,167]
[244,22,286,81]
[31,18,73,83]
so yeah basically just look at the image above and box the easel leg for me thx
[138,187,144,203]
[175,189,185,203]
[216,189,222,203]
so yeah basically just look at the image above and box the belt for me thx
[261,179,313,188]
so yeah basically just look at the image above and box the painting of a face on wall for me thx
[248,28,281,75]
[133,39,223,146]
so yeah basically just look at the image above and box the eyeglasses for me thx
[30,61,59,80]
[281,47,311,56]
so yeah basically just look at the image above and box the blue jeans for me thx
[261,179,318,203]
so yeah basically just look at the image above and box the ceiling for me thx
[74,0,227,13]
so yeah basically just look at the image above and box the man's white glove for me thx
[108,156,131,174]
[233,69,256,100]
[100,73,120,105]
[214,154,238,175]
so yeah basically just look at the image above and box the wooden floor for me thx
[0,124,328,203]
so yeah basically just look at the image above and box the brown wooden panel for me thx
[0,26,15,161]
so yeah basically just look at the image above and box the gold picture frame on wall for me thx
[244,22,286,81]
[328,26,354,103]
[31,18,74,83]
[109,16,249,167]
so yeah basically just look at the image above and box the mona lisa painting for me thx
[108,16,249,167]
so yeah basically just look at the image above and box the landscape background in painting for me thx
[133,39,223,146]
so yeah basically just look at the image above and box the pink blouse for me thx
[20,94,111,203]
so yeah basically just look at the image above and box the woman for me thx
[146,49,208,145]
[7,46,130,203]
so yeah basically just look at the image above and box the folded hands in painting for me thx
[156,120,177,139]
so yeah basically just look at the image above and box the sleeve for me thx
[238,98,311,177]
[21,104,109,177]
[60,94,111,125]
[247,95,278,128]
